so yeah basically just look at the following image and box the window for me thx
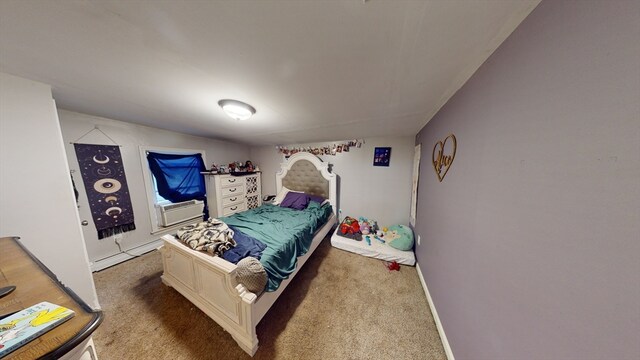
[152,175,171,205]
[146,151,207,203]
[139,146,208,233]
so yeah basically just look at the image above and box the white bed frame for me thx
[159,152,337,356]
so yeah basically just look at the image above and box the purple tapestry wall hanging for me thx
[74,144,136,239]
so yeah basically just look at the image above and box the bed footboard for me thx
[159,234,259,356]
[159,217,336,356]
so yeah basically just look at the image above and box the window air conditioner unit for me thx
[158,200,204,227]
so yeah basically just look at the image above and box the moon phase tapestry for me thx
[74,144,136,239]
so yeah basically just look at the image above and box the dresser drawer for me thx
[205,172,261,219]
[222,202,247,216]
[221,185,244,197]
[222,195,243,207]
[220,176,242,188]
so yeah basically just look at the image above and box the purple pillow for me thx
[280,192,310,210]
[307,194,325,204]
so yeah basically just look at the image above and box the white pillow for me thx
[272,186,291,205]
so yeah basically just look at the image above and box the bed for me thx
[159,152,337,356]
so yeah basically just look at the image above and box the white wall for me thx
[0,73,99,308]
[250,136,415,227]
[58,110,250,264]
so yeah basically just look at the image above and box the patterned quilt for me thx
[177,218,236,257]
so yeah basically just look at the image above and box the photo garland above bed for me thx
[276,139,364,157]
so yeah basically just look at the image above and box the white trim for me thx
[416,262,455,360]
[91,238,163,271]
[410,143,422,226]
[139,145,207,233]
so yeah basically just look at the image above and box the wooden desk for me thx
[0,237,103,359]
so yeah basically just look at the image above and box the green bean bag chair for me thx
[386,224,414,251]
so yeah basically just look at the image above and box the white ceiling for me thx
[0,0,539,146]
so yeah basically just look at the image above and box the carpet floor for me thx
[92,236,446,359]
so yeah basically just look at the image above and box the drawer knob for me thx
[230,197,237,201]
[229,188,236,192]
[231,206,237,210]
[229,179,236,183]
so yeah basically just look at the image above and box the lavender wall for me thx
[414,1,640,359]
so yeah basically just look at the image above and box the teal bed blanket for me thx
[221,202,333,292]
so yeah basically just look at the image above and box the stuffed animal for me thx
[384,230,401,242]
[386,225,414,251]
[369,220,378,233]
[339,216,360,235]
[351,221,360,234]
[360,221,371,235]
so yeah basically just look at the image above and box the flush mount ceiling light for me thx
[218,99,256,121]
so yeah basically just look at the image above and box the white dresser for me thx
[204,172,262,217]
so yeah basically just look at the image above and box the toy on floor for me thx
[386,260,400,271]
[384,230,401,242]
[386,224,414,251]
[357,217,371,235]
[361,222,371,235]
[336,216,363,241]
[339,222,359,236]
[374,236,385,243]
[339,216,361,236]
[365,235,371,246]
[370,220,379,233]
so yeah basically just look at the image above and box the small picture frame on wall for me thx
[373,147,391,167]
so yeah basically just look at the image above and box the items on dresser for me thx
[203,172,262,217]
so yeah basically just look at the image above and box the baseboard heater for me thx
[158,200,204,227]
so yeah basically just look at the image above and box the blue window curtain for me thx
[146,152,208,219]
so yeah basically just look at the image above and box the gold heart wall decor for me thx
[432,134,457,182]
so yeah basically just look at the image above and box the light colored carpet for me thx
[92,236,446,359]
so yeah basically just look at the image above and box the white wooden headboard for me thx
[275,152,337,214]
